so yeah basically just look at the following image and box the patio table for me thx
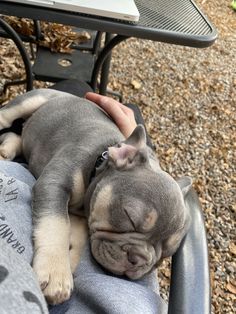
[0,0,217,93]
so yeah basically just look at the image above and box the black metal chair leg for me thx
[0,17,33,92]
[3,79,27,94]
[99,33,113,95]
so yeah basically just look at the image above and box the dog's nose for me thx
[127,248,147,267]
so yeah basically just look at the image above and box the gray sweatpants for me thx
[0,161,167,314]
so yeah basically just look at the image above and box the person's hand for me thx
[85,93,137,138]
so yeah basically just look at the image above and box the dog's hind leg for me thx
[0,132,22,160]
[0,89,65,130]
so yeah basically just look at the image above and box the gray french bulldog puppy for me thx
[0,89,191,304]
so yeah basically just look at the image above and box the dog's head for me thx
[85,125,191,279]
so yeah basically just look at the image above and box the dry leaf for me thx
[229,243,236,255]
[3,16,34,36]
[165,147,175,156]
[226,282,236,295]
[3,17,91,54]
[131,80,141,89]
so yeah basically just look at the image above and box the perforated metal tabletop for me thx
[0,0,217,48]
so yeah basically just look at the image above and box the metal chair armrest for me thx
[168,188,211,314]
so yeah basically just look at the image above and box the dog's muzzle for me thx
[90,230,156,279]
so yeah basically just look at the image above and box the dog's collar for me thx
[90,150,109,183]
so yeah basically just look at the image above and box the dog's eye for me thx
[124,208,136,231]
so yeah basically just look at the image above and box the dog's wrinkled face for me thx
[85,126,191,279]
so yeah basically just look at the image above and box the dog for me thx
[0,89,191,304]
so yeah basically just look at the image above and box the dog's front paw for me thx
[33,252,73,305]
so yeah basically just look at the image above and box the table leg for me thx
[99,33,113,95]
[91,34,129,93]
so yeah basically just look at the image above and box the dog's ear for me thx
[124,124,146,148]
[108,125,147,169]
[177,176,192,198]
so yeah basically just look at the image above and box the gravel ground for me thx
[0,1,235,313]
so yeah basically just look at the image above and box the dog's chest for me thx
[69,169,86,212]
